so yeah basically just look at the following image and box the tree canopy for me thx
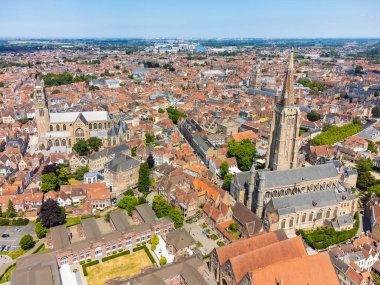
[372,106,380,118]
[166,106,186,124]
[35,222,48,239]
[39,199,66,228]
[228,139,257,171]
[19,234,35,250]
[41,172,59,193]
[298,78,326,94]
[87,137,103,152]
[307,110,321,122]
[138,162,150,193]
[311,123,362,146]
[118,195,146,216]
[147,153,155,169]
[152,195,184,228]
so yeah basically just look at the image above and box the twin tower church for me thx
[231,53,357,233]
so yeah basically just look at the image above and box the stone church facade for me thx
[33,77,131,153]
[230,53,357,233]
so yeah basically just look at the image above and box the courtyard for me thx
[85,250,152,285]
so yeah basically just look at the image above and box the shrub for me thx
[143,245,156,264]
[101,250,130,262]
[19,234,35,250]
[217,241,225,247]
[210,234,218,240]
[298,212,360,249]
[82,260,99,276]
[159,256,167,266]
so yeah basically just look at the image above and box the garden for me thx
[85,248,153,285]
[298,212,359,249]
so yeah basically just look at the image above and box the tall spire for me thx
[280,52,295,106]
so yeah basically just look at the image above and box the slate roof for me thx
[272,189,355,216]
[49,111,109,123]
[104,154,139,173]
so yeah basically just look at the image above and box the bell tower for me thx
[249,60,262,89]
[265,52,300,171]
[34,76,49,138]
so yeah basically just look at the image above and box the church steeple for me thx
[249,59,262,89]
[280,52,295,106]
[265,52,300,171]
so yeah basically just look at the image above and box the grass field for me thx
[69,178,82,185]
[0,264,15,283]
[86,251,152,285]
[65,217,82,227]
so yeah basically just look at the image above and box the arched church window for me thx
[50,125,53,132]
[75,128,85,142]
[62,139,66,146]
[281,219,286,229]
[63,124,66,131]
[56,125,60,131]
[89,123,92,130]
[55,139,59,146]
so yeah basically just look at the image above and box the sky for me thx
[0,0,379,39]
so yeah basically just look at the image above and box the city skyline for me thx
[1,0,379,39]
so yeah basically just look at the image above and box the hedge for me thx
[298,212,360,249]
[133,245,156,264]
[0,218,29,226]
[82,260,99,276]
[102,250,130,262]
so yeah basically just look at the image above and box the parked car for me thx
[4,246,11,251]
[0,245,5,251]
[1,234,10,238]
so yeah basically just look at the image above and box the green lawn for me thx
[65,217,82,227]
[86,250,152,285]
[69,178,82,185]
[0,248,28,259]
[32,244,46,254]
[0,264,16,284]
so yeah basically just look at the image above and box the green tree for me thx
[6,200,16,218]
[19,234,35,250]
[228,139,257,171]
[372,106,380,118]
[150,234,159,250]
[118,195,138,216]
[307,110,321,122]
[356,158,374,173]
[73,165,89,180]
[222,173,233,190]
[131,147,137,157]
[352,116,361,125]
[219,161,229,179]
[152,195,170,218]
[158,108,165,114]
[357,171,377,190]
[166,106,186,124]
[86,137,102,152]
[73,140,90,156]
[230,222,238,232]
[368,141,378,154]
[41,173,59,192]
[311,123,363,146]
[57,167,69,186]
[35,222,47,239]
[145,132,156,145]
[169,208,184,229]
[138,162,150,193]
[159,256,167,266]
